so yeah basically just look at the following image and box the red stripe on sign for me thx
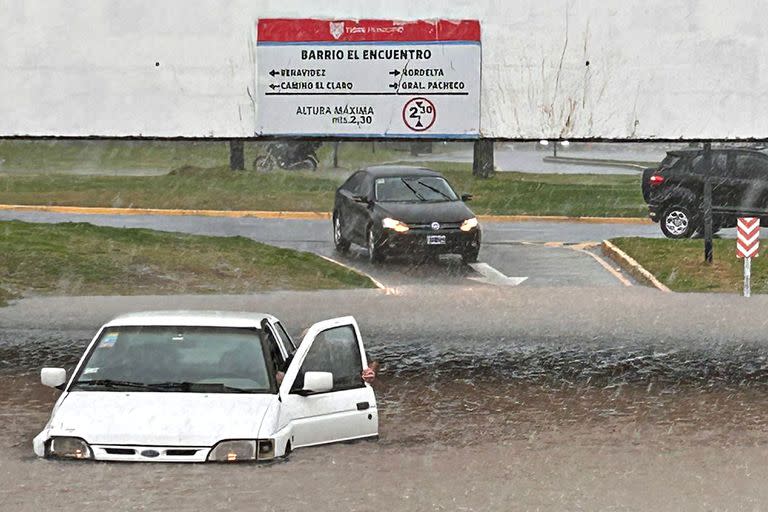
[738,217,759,229]
[739,239,760,251]
[738,248,759,259]
[739,226,760,237]
[257,19,481,43]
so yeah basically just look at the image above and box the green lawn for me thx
[610,237,767,293]
[0,220,374,306]
[0,139,235,173]
[427,163,645,217]
[0,162,646,217]
[0,139,412,174]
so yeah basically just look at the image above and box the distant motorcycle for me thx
[253,142,320,171]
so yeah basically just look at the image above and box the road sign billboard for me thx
[255,19,481,138]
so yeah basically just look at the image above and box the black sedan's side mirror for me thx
[461,193,473,202]
[353,195,370,204]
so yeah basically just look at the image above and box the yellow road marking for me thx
[0,204,331,220]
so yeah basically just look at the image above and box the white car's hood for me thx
[47,391,276,446]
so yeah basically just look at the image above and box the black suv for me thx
[643,148,768,238]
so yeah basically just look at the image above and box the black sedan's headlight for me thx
[460,217,479,231]
[46,437,93,459]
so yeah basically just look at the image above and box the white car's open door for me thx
[278,316,378,449]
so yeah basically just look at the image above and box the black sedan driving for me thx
[332,166,481,263]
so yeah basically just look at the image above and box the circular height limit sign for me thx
[402,97,436,132]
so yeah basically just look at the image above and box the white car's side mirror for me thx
[302,371,333,394]
[41,368,67,389]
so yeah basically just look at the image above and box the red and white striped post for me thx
[736,217,760,297]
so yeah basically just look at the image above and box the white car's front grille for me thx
[92,445,209,462]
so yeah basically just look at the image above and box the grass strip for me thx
[0,220,373,305]
[610,237,767,293]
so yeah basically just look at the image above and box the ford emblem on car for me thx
[141,449,160,458]
[431,222,440,230]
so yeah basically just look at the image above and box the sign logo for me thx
[329,21,345,40]
[402,97,436,132]
[737,217,760,258]
[431,222,441,230]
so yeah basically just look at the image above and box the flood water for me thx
[5,329,768,450]
[3,326,768,510]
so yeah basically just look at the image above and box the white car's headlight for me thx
[382,217,410,233]
[207,439,275,462]
[460,217,479,231]
[47,437,92,459]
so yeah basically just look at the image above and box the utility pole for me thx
[229,140,245,171]
[702,142,713,263]
[472,139,494,178]
[332,141,340,168]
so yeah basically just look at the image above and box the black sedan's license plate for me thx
[426,235,446,245]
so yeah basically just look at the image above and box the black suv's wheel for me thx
[367,227,385,263]
[660,205,698,239]
[462,248,479,264]
[333,213,350,253]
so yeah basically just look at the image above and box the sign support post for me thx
[744,256,751,298]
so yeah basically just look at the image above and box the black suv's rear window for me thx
[660,154,681,168]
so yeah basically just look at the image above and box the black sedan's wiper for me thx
[73,379,159,391]
[415,179,453,200]
[400,178,427,201]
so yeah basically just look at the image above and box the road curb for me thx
[542,155,651,170]
[0,204,652,225]
[316,255,387,291]
[0,204,331,220]
[601,240,671,292]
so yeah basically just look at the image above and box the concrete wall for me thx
[2,0,767,139]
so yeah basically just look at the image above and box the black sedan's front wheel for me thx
[462,248,480,264]
[333,213,350,253]
[660,205,698,239]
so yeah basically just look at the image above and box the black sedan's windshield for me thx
[375,176,459,202]
[72,326,273,393]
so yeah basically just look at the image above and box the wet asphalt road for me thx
[409,141,687,174]
[0,210,680,288]
[0,210,738,288]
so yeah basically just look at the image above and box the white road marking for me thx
[569,246,633,287]
[467,262,528,286]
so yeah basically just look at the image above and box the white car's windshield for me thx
[71,326,273,393]
[375,176,459,202]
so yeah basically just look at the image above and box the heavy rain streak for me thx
[3,140,768,510]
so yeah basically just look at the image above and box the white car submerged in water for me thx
[34,311,378,462]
